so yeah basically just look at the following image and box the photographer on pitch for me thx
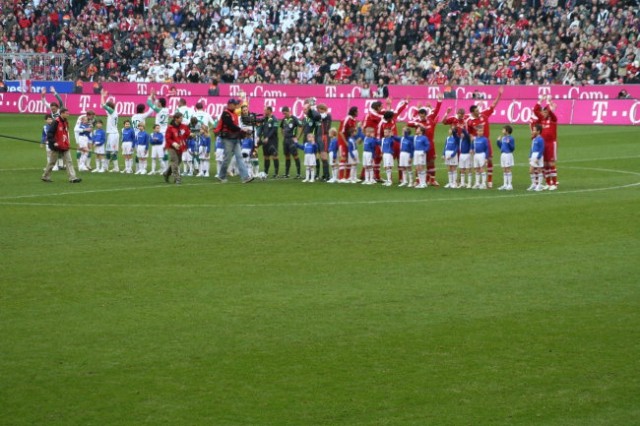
[41,107,82,183]
[258,106,280,178]
[215,98,253,183]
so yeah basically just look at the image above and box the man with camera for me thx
[258,106,280,178]
[41,107,82,183]
[215,98,254,183]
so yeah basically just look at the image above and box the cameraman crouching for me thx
[216,98,254,183]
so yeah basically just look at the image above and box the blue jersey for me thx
[473,136,489,155]
[295,141,318,155]
[530,136,544,159]
[414,135,430,152]
[443,134,460,156]
[381,136,400,154]
[122,127,135,143]
[198,135,211,153]
[241,137,254,150]
[347,136,358,152]
[93,129,106,146]
[135,131,150,149]
[459,129,472,154]
[497,135,515,153]
[150,131,164,146]
[79,122,92,138]
[363,136,379,153]
[187,137,198,154]
[215,137,223,150]
[400,135,414,155]
[328,137,339,156]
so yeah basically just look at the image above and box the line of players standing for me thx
[39,86,559,190]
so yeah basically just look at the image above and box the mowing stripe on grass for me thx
[1,177,638,209]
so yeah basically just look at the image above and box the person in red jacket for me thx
[41,108,81,183]
[533,95,559,190]
[163,112,190,184]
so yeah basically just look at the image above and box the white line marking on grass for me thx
[0,167,42,172]
[0,182,208,200]
[0,166,638,208]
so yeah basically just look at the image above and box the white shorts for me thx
[94,145,106,155]
[304,153,316,167]
[136,145,147,159]
[383,153,394,168]
[501,153,514,168]
[199,147,210,160]
[473,152,487,168]
[459,153,471,169]
[77,135,90,150]
[362,151,374,167]
[349,150,359,165]
[444,150,458,166]
[329,151,337,166]
[122,142,133,155]
[399,152,412,168]
[182,151,192,162]
[414,151,426,166]
[215,148,224,162]
[151,145,164,158]
[530,154,543,168]
[106,133,119,152]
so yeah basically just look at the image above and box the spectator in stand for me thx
[5,0,640,86]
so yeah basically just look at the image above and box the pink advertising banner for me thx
[97,82,640,101]
[1,93,639,126]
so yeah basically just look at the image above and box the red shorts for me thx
[544,141,557,162]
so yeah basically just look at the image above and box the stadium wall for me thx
[1,92,639,125]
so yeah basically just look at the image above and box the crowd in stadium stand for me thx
[1,0,639,87]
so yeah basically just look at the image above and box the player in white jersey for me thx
[146,89,169,171]
[193,102,216,129]
[146,89,170,133]
[131,103,154,136]
[175,98,195,123]
[101,90,120,172]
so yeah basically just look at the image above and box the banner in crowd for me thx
[97,82,640,101]
[4,81,74,94]
[1,93,639,126]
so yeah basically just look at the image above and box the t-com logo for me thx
[593,101,640,125]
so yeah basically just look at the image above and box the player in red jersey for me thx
[338,106,359,181]
[466,86,503,188]
[533,95,559,190]
[407,93,443,185]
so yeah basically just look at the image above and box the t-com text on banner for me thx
[97,83,640,101]
[1,93,639,126]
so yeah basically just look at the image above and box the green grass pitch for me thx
[1,113,639,425]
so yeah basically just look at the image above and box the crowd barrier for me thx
[1,92,639,125]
